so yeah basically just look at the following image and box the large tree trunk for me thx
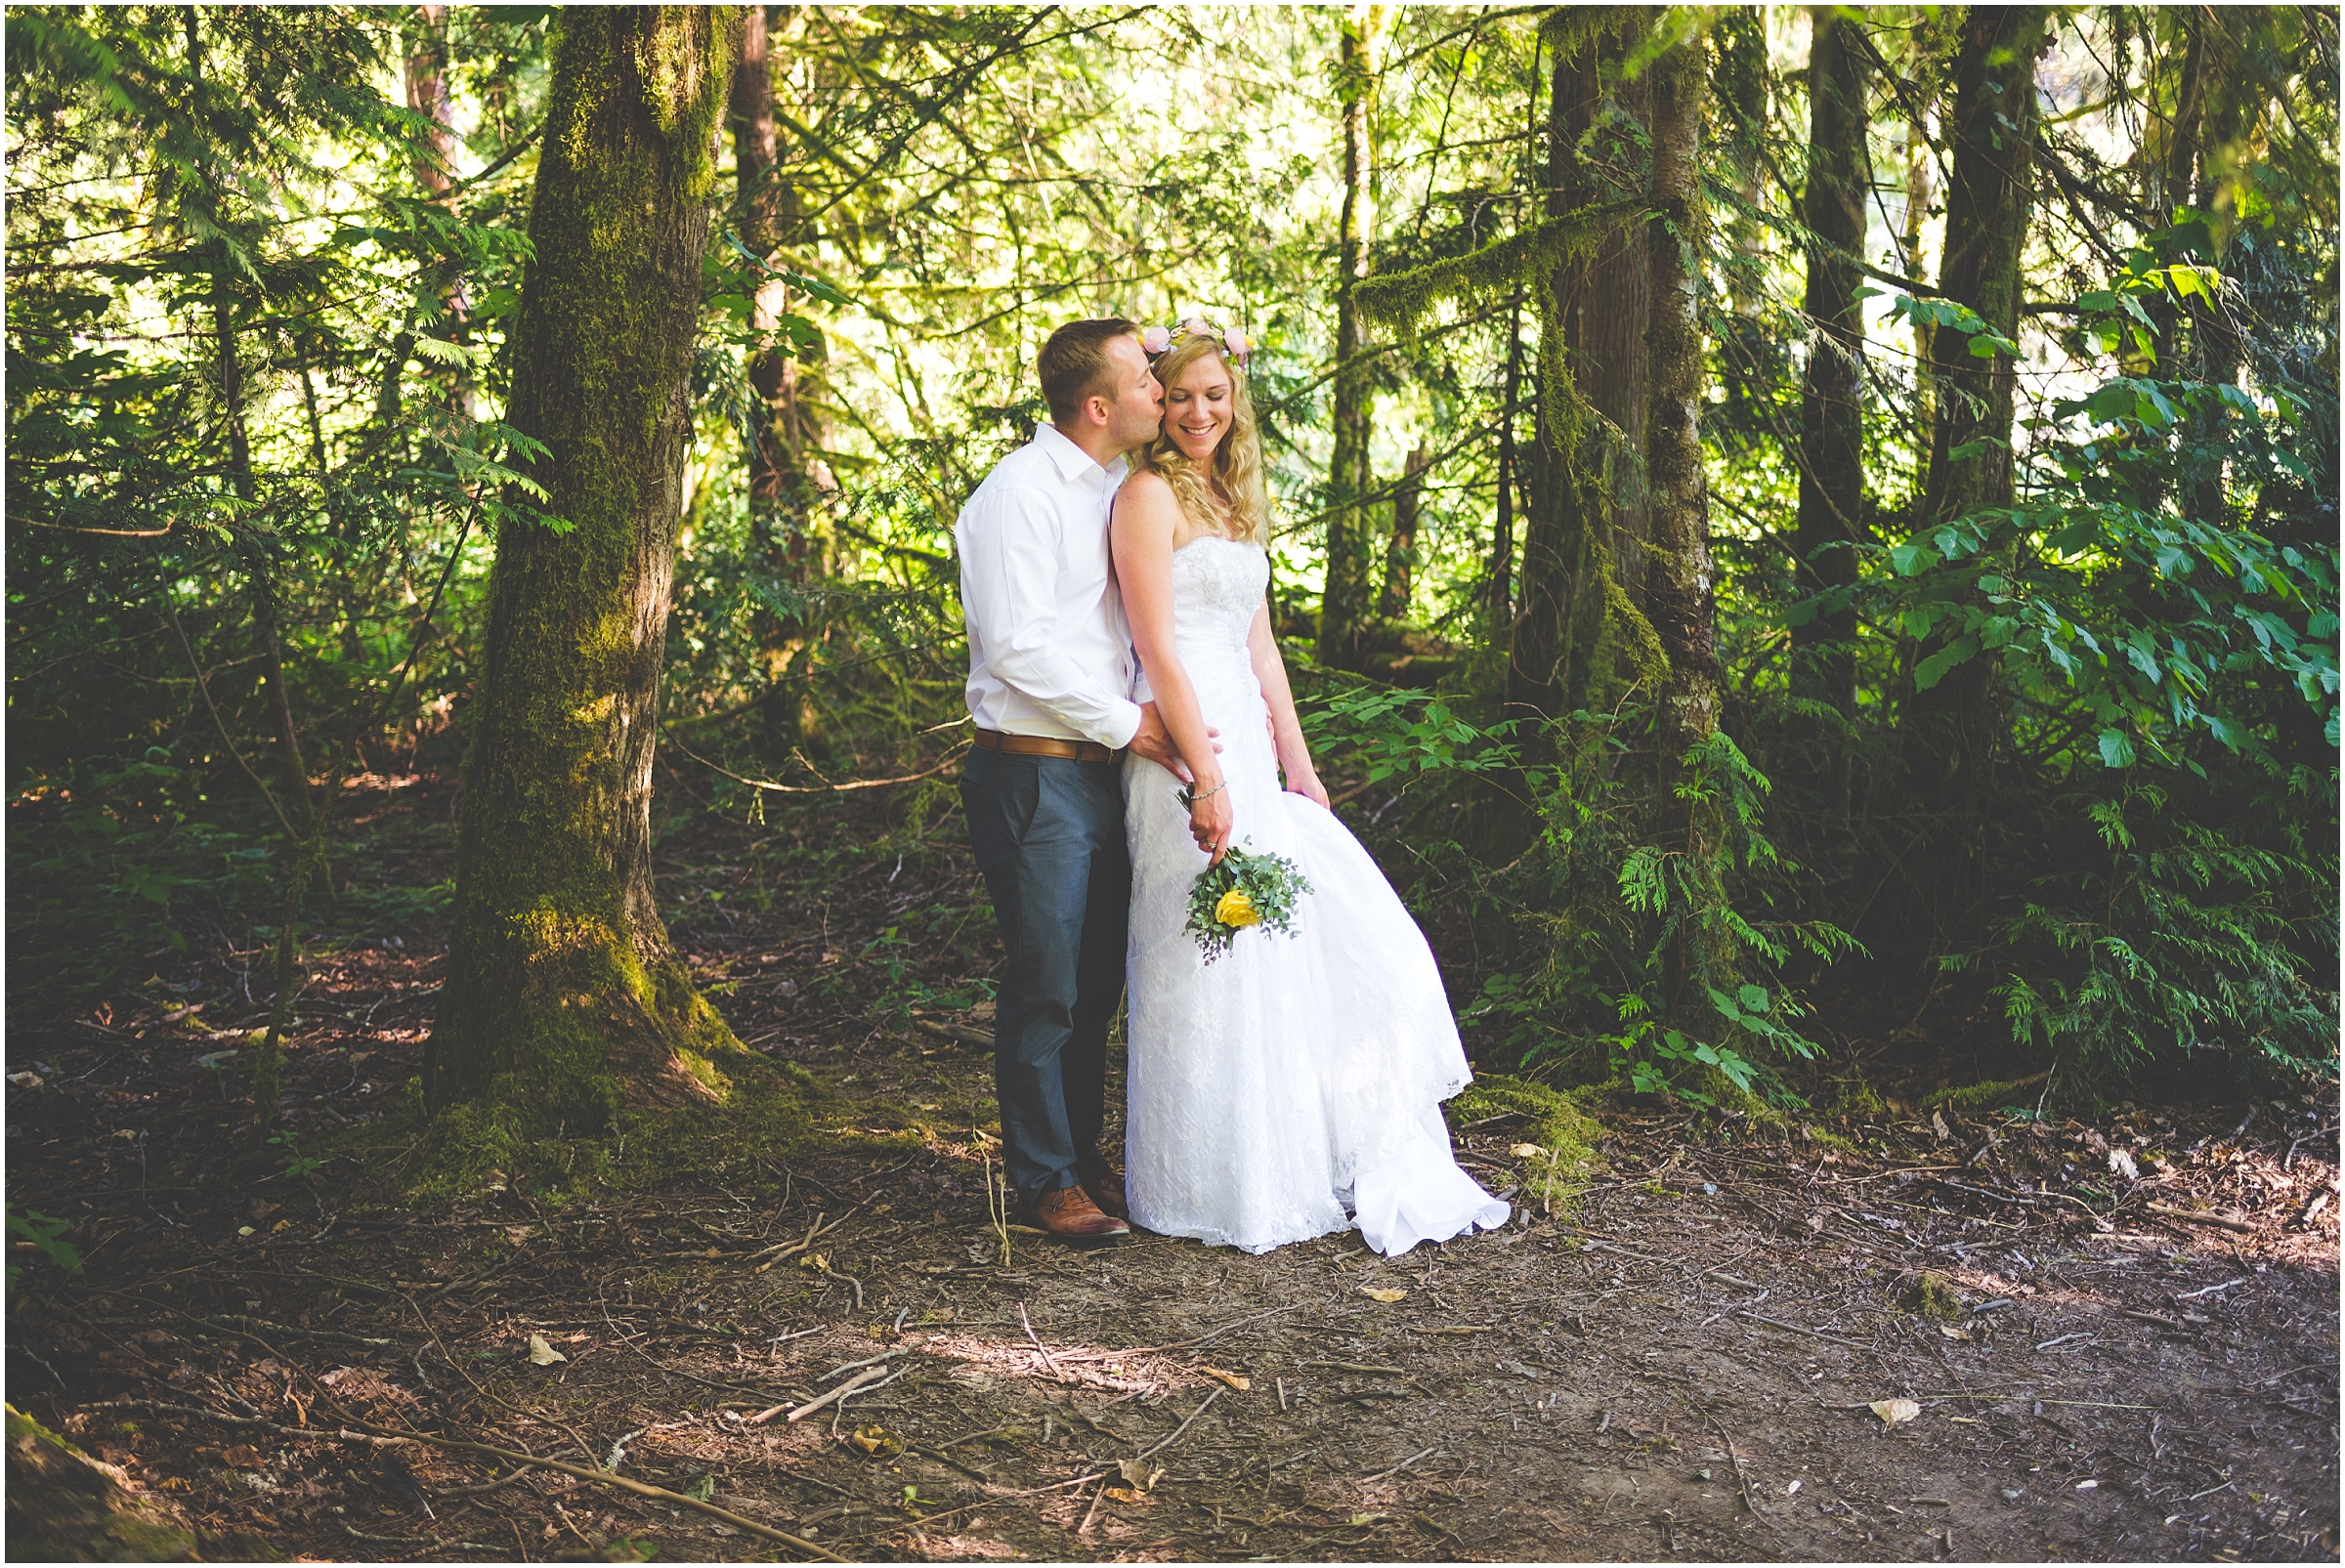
[1644,30,1717,801]
[1318,6,1381,671]
[1901,5,2047,938]
[1793,6,1870,830]
[428,7,745,1132]
[1512,15,1652,729]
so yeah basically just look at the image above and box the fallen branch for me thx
[1361,1444,1440,1484]
[777,1364,888,1424]
[1076,1474,1109,1539]
[1022,1301,1066,1380]
[2146,1202,2257,1234]
[750,1205,865,1271]
[817,1346,907,1383]
[1135,1386,1222,1462]
[1734,1311,1873,1351]
[891,1469,1108,1532]
[665,729,968,795]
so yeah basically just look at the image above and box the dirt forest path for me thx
[6,774,2337,1562]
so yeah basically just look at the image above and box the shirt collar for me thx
[1036,421,1116,487]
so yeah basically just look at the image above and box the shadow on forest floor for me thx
[6,769,2337,1563]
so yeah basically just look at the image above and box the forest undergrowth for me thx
[5,764,2337,1563]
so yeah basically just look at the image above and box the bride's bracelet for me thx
[1184,780,1226,807]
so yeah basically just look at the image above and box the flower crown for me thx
[1140,316,1252,368]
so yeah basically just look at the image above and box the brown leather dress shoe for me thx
[1082,1168,1130,1222]
[1017,1185,1130,1246]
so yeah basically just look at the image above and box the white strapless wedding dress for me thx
[1122,537,1508,1256]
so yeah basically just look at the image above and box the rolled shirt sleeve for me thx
[962,485,1144,750]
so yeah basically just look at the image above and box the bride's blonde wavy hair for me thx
[1134,333,1271,546]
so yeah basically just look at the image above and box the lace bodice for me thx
[1169,536,1269,657]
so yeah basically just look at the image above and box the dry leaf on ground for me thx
[1199,1366,1251,1391]
[1509,1143,1546,1159]
[1116,1459,1165,1491]
[1869,1398,1921,1425]
[1360,1286,1407,1303]
[528,1334,567,1367]
[848,1423,903,1458]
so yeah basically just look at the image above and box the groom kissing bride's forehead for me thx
[954,317,1508,1257]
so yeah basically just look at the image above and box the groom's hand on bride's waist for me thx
[1130,700,1218,783]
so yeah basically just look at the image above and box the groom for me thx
[957,318,1197,1245]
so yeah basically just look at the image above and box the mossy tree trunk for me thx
[1318,6,1381,672]
[1644,27,1717,811]
[1900,5,2046,941]
[427,6,746,1135]
[1642,21,1724,1021]
[1513,15,1654,731]
[1793,6,1870,842]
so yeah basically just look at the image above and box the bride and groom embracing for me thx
[956,317,1508,1255]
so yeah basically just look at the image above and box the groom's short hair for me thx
[1039,318,1139,425]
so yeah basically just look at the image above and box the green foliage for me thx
[1842,259,2338,775]
[268,1128,324,1181]
[1990,781,2337,1083]
[1299,686,1517,788]
[6,1206,82,1295]
[1487,718,1857,1104]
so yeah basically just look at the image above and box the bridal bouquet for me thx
[1181,839,1310,964]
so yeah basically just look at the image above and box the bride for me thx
[1110,318,1509,1256]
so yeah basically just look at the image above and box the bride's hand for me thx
[1188,776,1234,864]
[1285,766,1331,811]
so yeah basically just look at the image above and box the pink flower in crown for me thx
[1180,316,1213,339]
[1140,324,1172,357]
[1221,327,1252,364]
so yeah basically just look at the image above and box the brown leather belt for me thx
[973,728,1125,765]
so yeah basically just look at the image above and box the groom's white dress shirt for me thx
[956,422,1143,750]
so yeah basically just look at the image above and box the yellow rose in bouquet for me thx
[1213,888,1261,928]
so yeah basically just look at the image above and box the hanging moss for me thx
[1353,198,1642,344]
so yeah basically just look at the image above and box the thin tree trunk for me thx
[1903,5,2048,937]
[1379,446,1429,619]
[405,4,455,200]
[192,10,311,1150]
[1644,27,1718,809]
[2187,10,2247,523]
[1902,114,1936,421]
[1489,293,1523,623]
[1794,5,1870,834]
[429,7,746,1131]
[405,3,472,419]
[734,4,815,534]
[1319,6,1381,671]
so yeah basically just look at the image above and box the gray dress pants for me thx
[959,745,1130,1205]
